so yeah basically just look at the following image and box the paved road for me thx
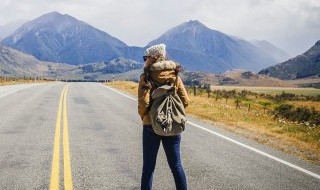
[0,82,319,190]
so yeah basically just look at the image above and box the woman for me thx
[138,44,190,190]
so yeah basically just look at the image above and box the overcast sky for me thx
[1,0,319,56]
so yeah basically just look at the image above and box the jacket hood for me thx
[149,60,176,71]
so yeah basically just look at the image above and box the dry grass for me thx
[106,81,139,96]
[285,101,320,112]
[0,78,51,86]
[104,81,320,165]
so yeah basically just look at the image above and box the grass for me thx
[104,81,320,165]
[0,78,52,86]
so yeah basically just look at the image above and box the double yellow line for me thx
[50,84,73,190]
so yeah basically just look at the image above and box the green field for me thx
[210,86,320,96]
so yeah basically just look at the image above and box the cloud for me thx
[0,0,319,56]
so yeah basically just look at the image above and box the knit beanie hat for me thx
[144,44,166,58]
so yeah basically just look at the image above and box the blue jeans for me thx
[141,125,187,190]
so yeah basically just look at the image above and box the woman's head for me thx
[143,44,166,67]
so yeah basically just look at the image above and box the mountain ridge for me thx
[1,12,292,74]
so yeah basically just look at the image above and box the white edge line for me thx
[99,83,320,180]
[187,121,320,180]
[99,83,137,101]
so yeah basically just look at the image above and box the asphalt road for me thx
[0,82,319,190]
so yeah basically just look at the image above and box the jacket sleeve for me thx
[176,76,190,108]
[138,74,150,119]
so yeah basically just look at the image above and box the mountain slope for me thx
[259,41,320,80]
[251,40,291,63]
[148,20,277,72]
[0,44,74,77]
[1,12,131,65]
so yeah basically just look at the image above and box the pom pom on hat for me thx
[144,44,166,58]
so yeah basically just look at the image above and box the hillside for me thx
[0,44,73,78]
[259,40,320,80]
[62,58,143,80]
[182,69,294,87]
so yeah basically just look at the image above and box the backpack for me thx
[148,77,187,136]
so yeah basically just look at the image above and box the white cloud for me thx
[0,0,319,56]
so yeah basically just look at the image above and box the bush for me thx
[273,104,320,126]
[274,92,296,102]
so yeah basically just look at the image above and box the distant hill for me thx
[250,40,291,63]
[259,40,320,80]
[0,44,73,78]
[1,12,142,65]
[104,68,294,87]
[63,58,143,80]
[77,58,143,74]
[181,69,294,87]
[148,20,278,73]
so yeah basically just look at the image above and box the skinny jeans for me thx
[141,125,187,190]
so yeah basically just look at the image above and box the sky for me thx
[0,0,319,56]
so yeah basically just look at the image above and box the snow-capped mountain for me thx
[148,20,279,72]
[1,12,134,65]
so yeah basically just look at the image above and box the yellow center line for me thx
[49,84,73,190]
[50,85,66,190]
[63,84,73,190]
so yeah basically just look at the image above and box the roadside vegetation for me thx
[104,81,320,165]
[0,76,52,86]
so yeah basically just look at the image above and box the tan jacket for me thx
[138,60,190,125]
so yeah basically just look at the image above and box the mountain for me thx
[250,40,291,63]
[1,12,142,65]
[259,40,320,80]
[0,43,143,80]
[0,20,26,40]
[1,13,292,74]
[148,20,278,73]
[0,44,73,77]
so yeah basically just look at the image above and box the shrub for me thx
[273,104,320,126]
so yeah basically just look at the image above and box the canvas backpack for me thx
[148,77,187,136]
